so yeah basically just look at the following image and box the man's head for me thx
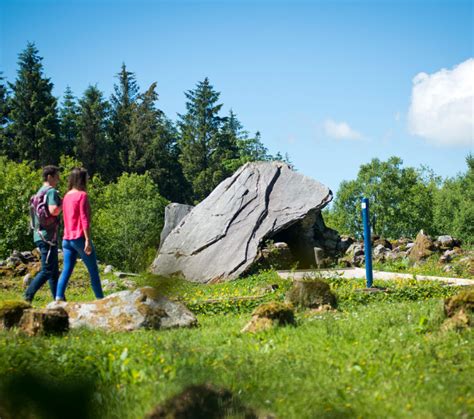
[42,165,61,187]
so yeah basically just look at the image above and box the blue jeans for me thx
[56,237,104,300]
[24,240,58,302]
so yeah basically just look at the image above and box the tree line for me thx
[0,42,289,204]
[325,155,473,243]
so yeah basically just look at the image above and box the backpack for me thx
[29,187,58,242]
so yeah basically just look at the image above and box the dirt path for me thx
[277,267,474,286]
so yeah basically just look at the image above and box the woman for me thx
[55,168,104,301]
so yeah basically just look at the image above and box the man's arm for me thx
[48,189,62,216]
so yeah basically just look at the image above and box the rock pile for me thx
[0,249,41,279]
[336,231,471,273]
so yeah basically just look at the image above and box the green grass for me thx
[0,268,473,418]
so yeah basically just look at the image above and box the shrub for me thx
[0,157,39,258]
[92,172,168,272]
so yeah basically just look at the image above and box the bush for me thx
[92,172,168,272]
[0,157,39,258]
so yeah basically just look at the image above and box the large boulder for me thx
[152,161,333,282]
[46,287,197,331]
[159,203,194,250]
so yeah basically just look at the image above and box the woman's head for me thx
[68,167,89,191]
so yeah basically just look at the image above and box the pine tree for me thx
[210,109,245,181]
[148,118,191,203]
[178,77,223,202]
[59,86,79,157]
[238,131,270,162]
[0,73,11,157]
[110,63,139,174]
[127,82,189,202]
[128,82,161,174]
[8,42,60,166]
[77,85,111,178]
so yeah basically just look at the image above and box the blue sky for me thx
[1,0,473,194]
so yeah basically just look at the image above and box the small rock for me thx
[285,279,337,309]
[104,265,114,274]
[19,307,69,336]
[437,235,455,248]
[6,256,22,268]
[23,273,32,287]
[122,279,136,289]
[273,242,288,249]
[373,244,389,259]
[373,238,392,250]
[0,300,31,330]
[241,302,295,333]
[443,264,454,272]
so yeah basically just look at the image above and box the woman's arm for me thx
[79,193,92,255]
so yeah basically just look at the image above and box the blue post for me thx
[361,197,373,288]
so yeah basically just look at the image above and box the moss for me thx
[286,279,337,309]
[444,289,474,318]
[252,301,295,325]
[0,300,31,330]
[0,300,31,315]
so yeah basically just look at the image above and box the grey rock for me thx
[159,203,194,250]
[6,256,22,267]
[346,243,364,257]
[273,242,288,249]
[373,244,389,259]
[151,162,332,282]
[437,235,454,247]
[47,287,197,331]
[104,265,114,274]
[122,279,136,289]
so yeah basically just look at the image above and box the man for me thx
[24,165,62,303]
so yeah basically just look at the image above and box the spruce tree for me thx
[77,85,111,178]
[129,82,190,202]
[148,117,191,203]
[0,73,11,157]
[210,109,244,181]
[128,82,161,174]
[59,86,79,157]
[178,77,223,202]
[110,63,139,174]
[8,42,60,166]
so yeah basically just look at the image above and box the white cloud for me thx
[323,119,363,140]
[408,58,474,146]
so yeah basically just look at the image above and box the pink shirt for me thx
[62,190,91,240]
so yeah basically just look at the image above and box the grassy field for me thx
[0,266,473,418]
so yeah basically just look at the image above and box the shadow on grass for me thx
[0,371,95,419]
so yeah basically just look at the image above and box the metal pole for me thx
[361,197,373,288]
